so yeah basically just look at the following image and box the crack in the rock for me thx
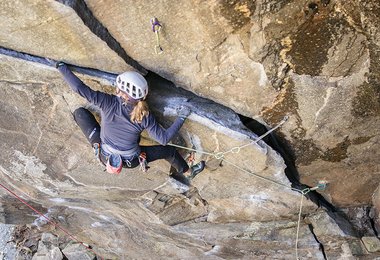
[308,223,327,259]
[0,46,118,81]
[0,46,259,142]
[195,53,202,73]
[266,36,294,90]
[330,32,362,77]
[55,0,147,75]
[1,46,362,241]
[238,114,335,211]
[171,214,209,227]
[346,43,366,76]
[367,207,379,237]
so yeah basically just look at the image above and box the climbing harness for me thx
[0,182,103,259]
[151,17,163,54]
[101,142,139,159]
[138,152,150,172]
[165,115,329,258]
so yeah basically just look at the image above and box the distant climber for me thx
[56,62,205,185]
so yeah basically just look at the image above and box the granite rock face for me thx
[252,0,380,207]
[0,0,132,73]
[84,0,278,117]
[0,0,379,258]
[80,0,380,206]
[0,55,318,258]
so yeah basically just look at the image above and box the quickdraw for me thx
[150,17,163,54]
[92,143,105,167]
[139,152,150,172]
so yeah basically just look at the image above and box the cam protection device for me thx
[116,71,148,100]
[106,153,123,174]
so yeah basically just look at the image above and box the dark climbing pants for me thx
[72,107,189,174]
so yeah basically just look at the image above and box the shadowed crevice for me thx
[0,46,257,140]
[1,45,362,239]
[238,114,335,211]
[0,46,118,81]
[308,224,327,259]
[367,207,379,237]
[238,114,363,238]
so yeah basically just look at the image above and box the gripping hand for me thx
[176,105,191,119]
[55,61,66,68]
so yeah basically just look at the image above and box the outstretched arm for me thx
[144,106,190,145]
[144,114,185,145]
[57,62,112,108]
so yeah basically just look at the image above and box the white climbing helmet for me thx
[116,71,148,100]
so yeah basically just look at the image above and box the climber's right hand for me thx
[176,105,191,119]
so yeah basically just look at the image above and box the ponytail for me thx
[116,88,149,123]
[130,100,149,123]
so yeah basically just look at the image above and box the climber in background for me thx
[56,61,205,185]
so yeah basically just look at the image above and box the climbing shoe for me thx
[188,161,205,180]
[170,171,190,186]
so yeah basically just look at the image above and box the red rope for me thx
[0,182,103,259]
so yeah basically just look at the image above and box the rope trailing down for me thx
[0,182,104,259]
[166,115,328,258]
[167,116,303,191]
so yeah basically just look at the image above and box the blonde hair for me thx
[116,88,149,123]
[130,100,149,123]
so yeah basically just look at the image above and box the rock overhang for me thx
[0,52,315,223]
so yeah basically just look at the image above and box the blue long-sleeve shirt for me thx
[58,65,185,154]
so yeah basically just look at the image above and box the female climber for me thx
[56,61,205,185]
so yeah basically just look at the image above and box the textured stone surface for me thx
[78,0,380,207]
[32,240,63,260]
[1,0,380,258]
[0,54,316,258]
[0,0,131,73]
[305,211,367,259]
[362,236,380,253]
[1,53,315,219]
[253,0,380,207]
[84,0,277,117]
[0,224,17,260]
[372,186,380,234]
[0,224,41,259]
[62,243,94,260]
[175,220,325,259]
